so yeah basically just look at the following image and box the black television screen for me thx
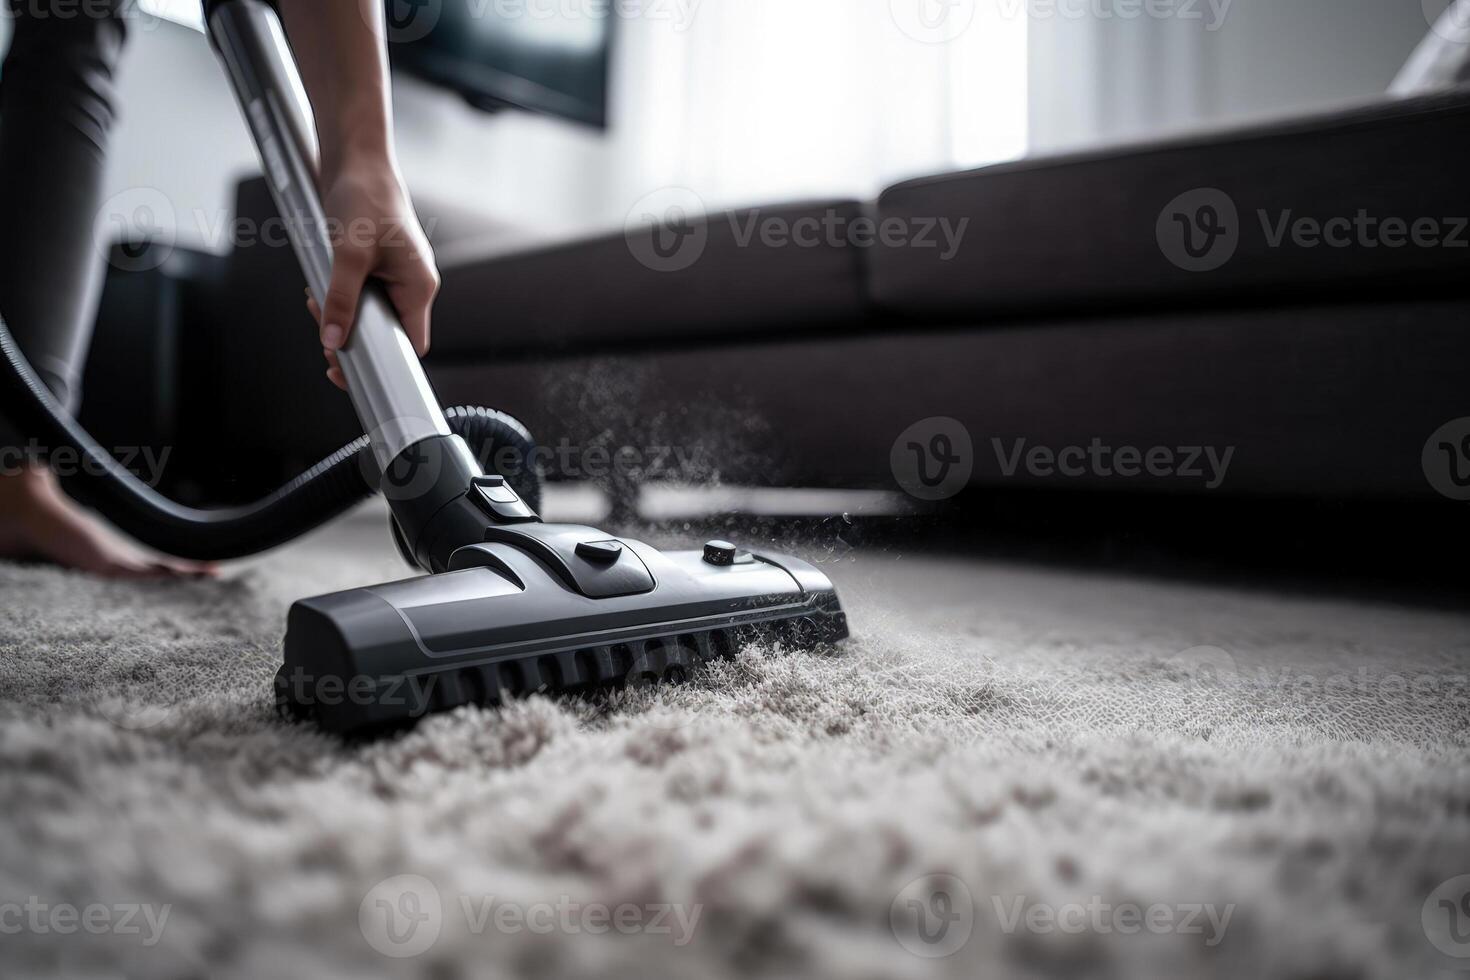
[385,0,613,128]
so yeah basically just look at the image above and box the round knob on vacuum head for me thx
[703,540,739,566]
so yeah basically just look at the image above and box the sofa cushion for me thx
[428,298,1470,501]
[431,200,872,357]
[870,91,1470,321]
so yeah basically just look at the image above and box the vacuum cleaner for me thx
[0,0,847,736]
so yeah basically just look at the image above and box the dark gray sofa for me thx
[89,88,1470,505]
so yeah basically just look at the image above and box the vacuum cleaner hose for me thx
[0,316,540,562]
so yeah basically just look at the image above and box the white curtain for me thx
[605,0,1029,213]
[341,1,1029,237]
[1026,0,1438,156]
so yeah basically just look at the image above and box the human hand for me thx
[306,164,439,391]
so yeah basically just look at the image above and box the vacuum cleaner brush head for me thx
[276,530,847,735]
[199,0,851,738]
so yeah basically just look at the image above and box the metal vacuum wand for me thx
[205,0,455,474]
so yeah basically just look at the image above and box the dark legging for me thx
[0,0,128,447]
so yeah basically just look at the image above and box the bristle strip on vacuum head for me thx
[277,612,844,732]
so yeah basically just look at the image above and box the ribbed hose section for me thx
[443,405,540,510]
[0,316,539,561]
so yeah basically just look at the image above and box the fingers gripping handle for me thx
[206,0,452,472]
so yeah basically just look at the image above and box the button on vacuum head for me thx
[575,540,624,563]
[703,541,738,565]
[703,541,755,566]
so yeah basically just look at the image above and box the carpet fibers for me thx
[1,506,1468,980]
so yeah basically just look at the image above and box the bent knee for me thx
[2,0,131,141]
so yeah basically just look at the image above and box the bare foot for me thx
[0,464,216,579]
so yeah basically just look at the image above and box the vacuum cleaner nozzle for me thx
[201,0,850,736]
[277,532,847,735]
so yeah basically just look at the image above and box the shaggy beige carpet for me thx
[1,503,1468,980]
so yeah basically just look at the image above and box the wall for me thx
[103,19,261,251]
[1028,0,1439,154]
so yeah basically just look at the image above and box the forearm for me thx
[276,0,397,182]
[273,0,438,367]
